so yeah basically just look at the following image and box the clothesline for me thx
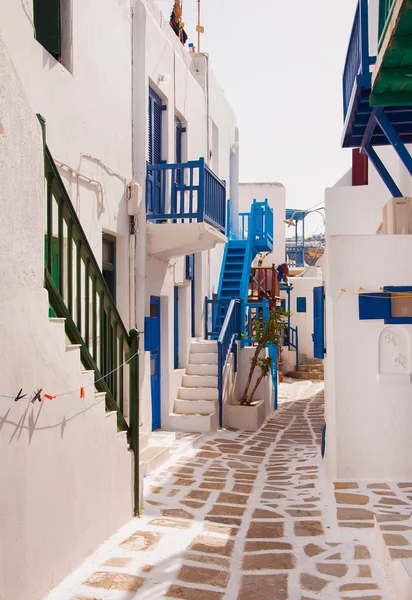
[0,351,139,402]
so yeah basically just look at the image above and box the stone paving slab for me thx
[43,381,395,600]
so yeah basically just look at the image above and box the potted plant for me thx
[225,306,290,430]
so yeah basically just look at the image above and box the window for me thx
[297,297,307,313]
[33,0,73,70]
[148,88,163,166]
[34,0,61,58]
[102,234,116,301]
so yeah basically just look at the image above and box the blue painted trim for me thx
[359,0,370,81]
[174,286,179,369]
[297,297,307,313]
[375,111,412,178]
[191,255,196,337]
[321,423,326,459]
[363,145,403,198]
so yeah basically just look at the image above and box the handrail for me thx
[342,0,372,121]
[378,0,397,50]
[205,297,231,340]
[146,158,226,233]
[44,146,137,433]
[217,299,241,427]
[288,325,299,372]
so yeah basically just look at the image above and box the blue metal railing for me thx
[217,299,242,426]
[285,244,305,267]
[205,297,231,340]
[342,0,373,121]
[146,158,226,233]
[239,200,274,250]
[287,325,299,372]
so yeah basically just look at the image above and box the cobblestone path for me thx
[45,382,396,600]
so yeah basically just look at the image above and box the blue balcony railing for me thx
[342,0,374,121]
[205,297,231,340]
[285,244,305,267]
[146,158,226,233]
[239,199,274,252]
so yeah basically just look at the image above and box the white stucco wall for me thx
[239,182,286,266]
[0,33,132,600]
[325,235,412,481]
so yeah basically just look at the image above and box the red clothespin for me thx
[80,387,85,399]
[43,392,56,400]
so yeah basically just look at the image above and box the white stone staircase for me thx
[170,340,219,433]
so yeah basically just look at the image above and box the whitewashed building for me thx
[323,0,412,483]
[0,1,239,599]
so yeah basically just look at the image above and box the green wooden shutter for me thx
[34,0,61,57]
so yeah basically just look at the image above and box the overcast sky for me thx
[159,0,358,234]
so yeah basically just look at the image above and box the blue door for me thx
[174,286,179,369]
[313,286,325,359]
[150,296,161,430]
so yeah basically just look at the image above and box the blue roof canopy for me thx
[285,209,307,222]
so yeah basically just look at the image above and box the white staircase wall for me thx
[234,346,274,420]
[0,39,133,600]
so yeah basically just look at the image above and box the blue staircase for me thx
[214,200,274,336]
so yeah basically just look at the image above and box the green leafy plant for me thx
[240,306,290,406]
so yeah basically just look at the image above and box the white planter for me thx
[225,399,266,431]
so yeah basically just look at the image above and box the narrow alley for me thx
[44,381,400,600]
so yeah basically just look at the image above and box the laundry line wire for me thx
[0,351,139,401]
[339,288,412,299]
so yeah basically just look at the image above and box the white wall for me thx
[132,0,237,432]
[0,0,134,330]
[239,182,286,266]
[325,234,412,481]
[235,347,274,418]
[0,33,132,600]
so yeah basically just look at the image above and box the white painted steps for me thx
[172,339,219,433]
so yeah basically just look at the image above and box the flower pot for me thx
[225,399,266,431]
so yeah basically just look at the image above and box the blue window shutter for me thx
[280,299,286,311]
[34,0,61,57]
[313,286,325,359]
[186,254,194,280]
[148,89,163,166]
[297,297,307,313]
[359,292,390,320]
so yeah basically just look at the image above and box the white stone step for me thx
[182,374,218,388]
[190,352,218,365]
[190,340,218,353]
[186,363,218,376]
[168,412,218,433]
[139,445,170,477]
[174,398,217,415]
[139,431,149,452]
[178,386,218,400]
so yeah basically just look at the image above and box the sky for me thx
[159,0,359,234]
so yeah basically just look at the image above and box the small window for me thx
[33,0,72,71]
[102,234,116,301]
[297,297,307,313]
[280,299,286,311]
[34,0,61,57]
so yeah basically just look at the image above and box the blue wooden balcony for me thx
[342,0,412,148]
[239,199,274,254]
[146,159,227,259]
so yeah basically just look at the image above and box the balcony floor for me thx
[343,85,412,148]
[146,221,227,261]
[371,0,412,107]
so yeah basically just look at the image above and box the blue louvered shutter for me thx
[313,286,325,359]
[34,0,61,57]
[358,292,391,320]
[148,89,163,214]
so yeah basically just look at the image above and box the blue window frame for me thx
[359,286,412,324]
[297,297,307,313]
[280,299,286,311]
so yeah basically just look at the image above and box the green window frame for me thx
[33,0,61,58]
[102,233,116,302]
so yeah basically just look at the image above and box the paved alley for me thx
[45,381,397,600]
